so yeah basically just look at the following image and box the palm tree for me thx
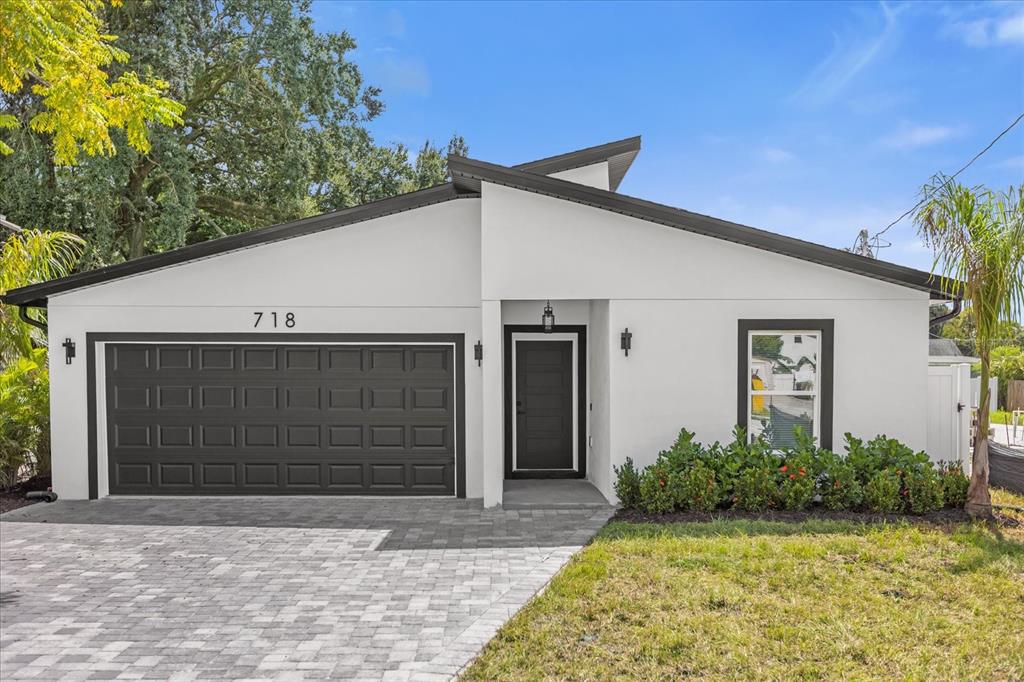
[916,176,1024,518]
[1,226,85,362]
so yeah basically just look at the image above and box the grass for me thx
[991,410,1014,425]
[464,495,1024,681]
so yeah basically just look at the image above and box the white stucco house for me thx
[2,136,953,506]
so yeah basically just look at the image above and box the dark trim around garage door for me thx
[503,325,587,480]
[86,333,467,500]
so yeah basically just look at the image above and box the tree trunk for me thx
[117,156,157,260]
[966,348,993,518]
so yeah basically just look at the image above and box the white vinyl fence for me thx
[971,376,999,411]
[927,364,972,468]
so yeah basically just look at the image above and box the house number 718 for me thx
[253,311,296,328]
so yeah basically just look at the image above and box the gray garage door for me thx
[105,342,456,495]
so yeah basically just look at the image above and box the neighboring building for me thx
[1,136,951,506]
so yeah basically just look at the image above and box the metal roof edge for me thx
[1,183,479,306]
[449,155,954,298]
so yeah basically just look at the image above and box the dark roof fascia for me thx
[449,155,953,298]
[513,136,641,191]
[1,183,478,307]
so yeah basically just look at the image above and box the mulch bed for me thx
[613,506,1021,529]
[0,474,52,515]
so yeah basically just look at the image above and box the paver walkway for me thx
[0,497,613,681]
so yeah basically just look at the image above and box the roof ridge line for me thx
[447,155,955,298]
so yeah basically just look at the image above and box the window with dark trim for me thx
[737,320,834,449]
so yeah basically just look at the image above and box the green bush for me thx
[0,350,49,488]
[638,464,677,514]
[903,468,945,514]
[776,461,816,510]
[617,426,949,517]
[846,433,931,483]
[678,461,717,512]
[734,466,777,511]
[938,461,970,509]
[819,461,863,511]
[864,469,902,513]
[613,457,642,508]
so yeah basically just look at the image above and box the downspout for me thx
[18,304,48,334]
[929,298,962,333]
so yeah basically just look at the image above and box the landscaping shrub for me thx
[938,461,969,509]
[819,461,863,511]
[707,437,745,506]
[678,461,717,512]
[903,468,945,514]
[864,469,902,513]
[734,465,777,511]
[620,426,950,517]
[638,464,677,514]
[846,433,931,482]
[776,461,815,510]
[613,457,642,508]
[0,350,48,488]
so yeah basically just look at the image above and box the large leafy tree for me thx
[0,0,184,163]
[1,0,464,264]
[0,226,84,483]
[916,176,1024,518]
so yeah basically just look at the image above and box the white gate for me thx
[927,364,971,468]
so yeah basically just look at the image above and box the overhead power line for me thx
[871,111,1024,249]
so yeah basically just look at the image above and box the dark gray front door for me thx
[515,341,574,470]
[105,343,455,495]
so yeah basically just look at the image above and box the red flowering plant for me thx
[775,428,824,511]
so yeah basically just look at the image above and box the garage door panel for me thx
[105,342,456,495]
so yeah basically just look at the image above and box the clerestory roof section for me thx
[448,154,953,299]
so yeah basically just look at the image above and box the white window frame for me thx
[747,329,820,445]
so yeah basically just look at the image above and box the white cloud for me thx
[881,124,959,149]
[792,2,900,107]
[760,147,795,163]
[997,12,1024,42]
[942,9,1024,47]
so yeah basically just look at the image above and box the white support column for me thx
[481,299,503,507]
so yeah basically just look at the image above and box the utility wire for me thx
[872,111,1024,246]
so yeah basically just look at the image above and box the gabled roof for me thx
[512,136,641,191]
[2,134,953,305]
[1,184,476,307]
[448,155,952,299]
[1,137,644,307]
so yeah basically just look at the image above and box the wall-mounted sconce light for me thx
[621,328,632,357]
[474,340,483,367]
[541,300,555,333]
[63,338,76,365]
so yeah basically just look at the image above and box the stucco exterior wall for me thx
[588,300,612,500]
[481,183,930,500]
[548,161,610,190]
[46,199,484,500]
[480,182,921,302]
[605,298,928,474]
[39,175,931,506]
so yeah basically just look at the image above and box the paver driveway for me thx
[0,498,612,681]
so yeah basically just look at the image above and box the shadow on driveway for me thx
[0,497,612,551]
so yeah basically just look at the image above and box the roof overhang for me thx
[449,155,956,299]
[513,135,640,191]
[1,183,478,307]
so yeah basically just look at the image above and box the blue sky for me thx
[312,1,1024,271]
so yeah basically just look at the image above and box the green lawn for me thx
[465,501,1024,681]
